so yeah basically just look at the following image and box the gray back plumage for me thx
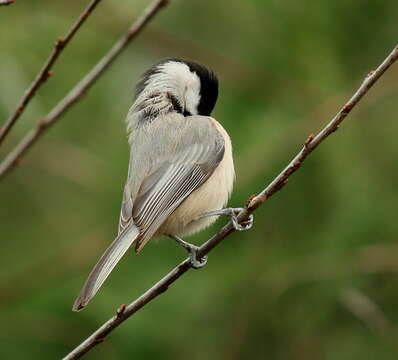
[122,111,225,251]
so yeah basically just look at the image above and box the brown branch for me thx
[245,46,398,214]
[0,0,103,147]
[0,0,15,6]
[62,44,398,360]
[0,0,169,181]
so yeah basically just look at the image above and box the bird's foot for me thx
[168,234,207,269]
[200,207,254,231]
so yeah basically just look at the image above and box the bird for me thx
[72,58,253,311]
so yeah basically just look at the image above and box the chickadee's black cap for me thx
[182,59,218,116]
[135,58,219,116]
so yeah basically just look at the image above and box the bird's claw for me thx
[168,234,207,269]
[228,208,254,231]
[188,246,208,269]
[200,207,254,231]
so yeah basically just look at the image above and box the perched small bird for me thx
[73,59,253,311]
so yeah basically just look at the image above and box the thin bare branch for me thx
[0,0,103,146]
[0,0,169,181]
[245,44,398,214]
[0,0,15,6]
[63,44,398,360]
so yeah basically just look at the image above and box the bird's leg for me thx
[167,234,207,269]
[199,207,254,231]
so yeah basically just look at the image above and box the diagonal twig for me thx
[244,45,398,213]
[0,0,169,181]
[63,44,398,360]
[0,0,103,147]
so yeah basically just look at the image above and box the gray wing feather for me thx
[72,224,139,311]
[118,181,134,235]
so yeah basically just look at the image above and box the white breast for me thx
[158,117,235,238]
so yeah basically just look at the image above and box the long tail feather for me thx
[72,224,140,311]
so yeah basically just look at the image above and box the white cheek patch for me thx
[184,72,200,115]
[155,61,201,115]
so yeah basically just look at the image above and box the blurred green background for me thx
[1,0,398,359]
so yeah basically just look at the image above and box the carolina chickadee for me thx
[73,59,253,311]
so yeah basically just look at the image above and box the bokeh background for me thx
[1,0,398,359]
